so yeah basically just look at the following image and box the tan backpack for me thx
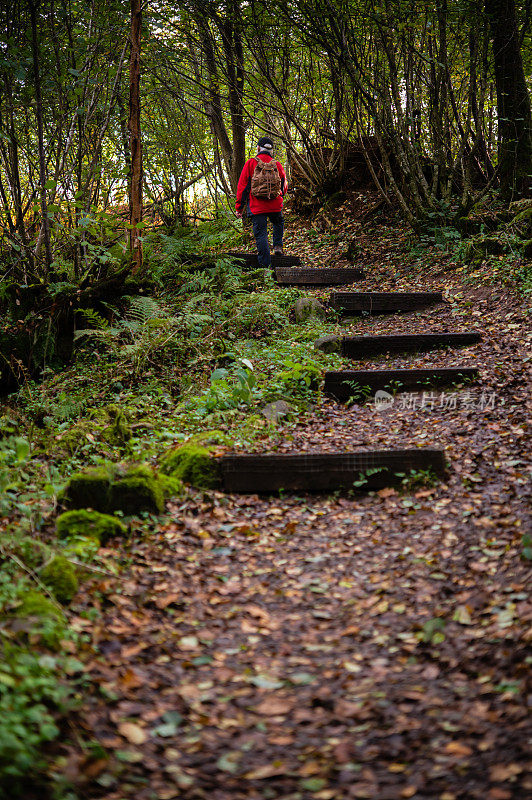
[250,156,281,200]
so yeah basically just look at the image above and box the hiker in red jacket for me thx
[235,136,287,267]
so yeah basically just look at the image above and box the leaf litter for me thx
[65,212,531,800]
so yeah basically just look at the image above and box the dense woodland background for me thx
[1,0,532,280]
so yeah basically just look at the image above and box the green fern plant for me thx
[74,308,121,352]
[124,295,168,323]
[75,296,185,376]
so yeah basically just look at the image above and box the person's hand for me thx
[235,210,242,218]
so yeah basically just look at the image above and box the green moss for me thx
[16,590,64,620]
[61,463,166,517]
[108,465,165,515]
[58,404,131,455]
[161,443,221,489]
[463,235,506,262]
[512,209,532,239]
[15,590,66,648]
[190,430,233,447]
[11,538,51,570]
[94,403,131,445]
[57,419,100,455]
[40,556,78,605]
[56,508,127,544]
[61,536,100,561]
[61,466,113,512]
[159,473,184,499]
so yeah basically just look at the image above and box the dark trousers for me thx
[251,211,284,267]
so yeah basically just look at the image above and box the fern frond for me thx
[125,295,167,323]
[78,308,109,329]
[74,327,119,342]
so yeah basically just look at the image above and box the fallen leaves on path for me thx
[65,211,531,800]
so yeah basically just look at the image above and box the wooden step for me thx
[324,368,479,402]
[219,450,446,492]
[330,291,444,313]
[340,332,482,357]
[275,267,364,285]
[225,251,302,268]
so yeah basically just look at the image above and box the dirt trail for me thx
[72,222,531,800]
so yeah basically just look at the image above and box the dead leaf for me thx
[490,764,523,782]
[82,757,109,779]
[254,697,293,715]
[246,604,271,623]
[488,789,512,800]
[244,762,287,779]
[445,742,473,757]
[298,760,322,776]
[118,721,148,745]
[118,668,144,691]
[178,635,199,650]
[156,593,182,610]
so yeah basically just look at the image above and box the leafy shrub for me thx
[0,435,30,515]
[276,359,322,401]
[187,362,258,415]
[142,217,243,284]
[0,646,73,789]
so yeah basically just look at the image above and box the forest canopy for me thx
[0,0,531,279]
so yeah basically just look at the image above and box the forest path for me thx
[74,219,531,800]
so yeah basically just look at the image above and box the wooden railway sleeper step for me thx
[330,291,444,313]
[275,267,365,285]
[324,367,479,402]
[218,449,446,493]
[314,332,482,355]
[224,251,302,268]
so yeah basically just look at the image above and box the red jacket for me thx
[236,153,287,215]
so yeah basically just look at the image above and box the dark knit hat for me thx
[257,136,274,151]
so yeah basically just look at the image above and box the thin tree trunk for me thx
[222,0,246,191]
[128,0,143,274]
[29,0,52,271]
[0,74,34,273]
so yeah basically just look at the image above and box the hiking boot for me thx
[273,246,284,256]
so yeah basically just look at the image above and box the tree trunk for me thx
[128,0,143,274]
[485,0,532,199]
[221,0,246,191]
[29,0,52,271]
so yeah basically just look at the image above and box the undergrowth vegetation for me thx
[0,217,345,795]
